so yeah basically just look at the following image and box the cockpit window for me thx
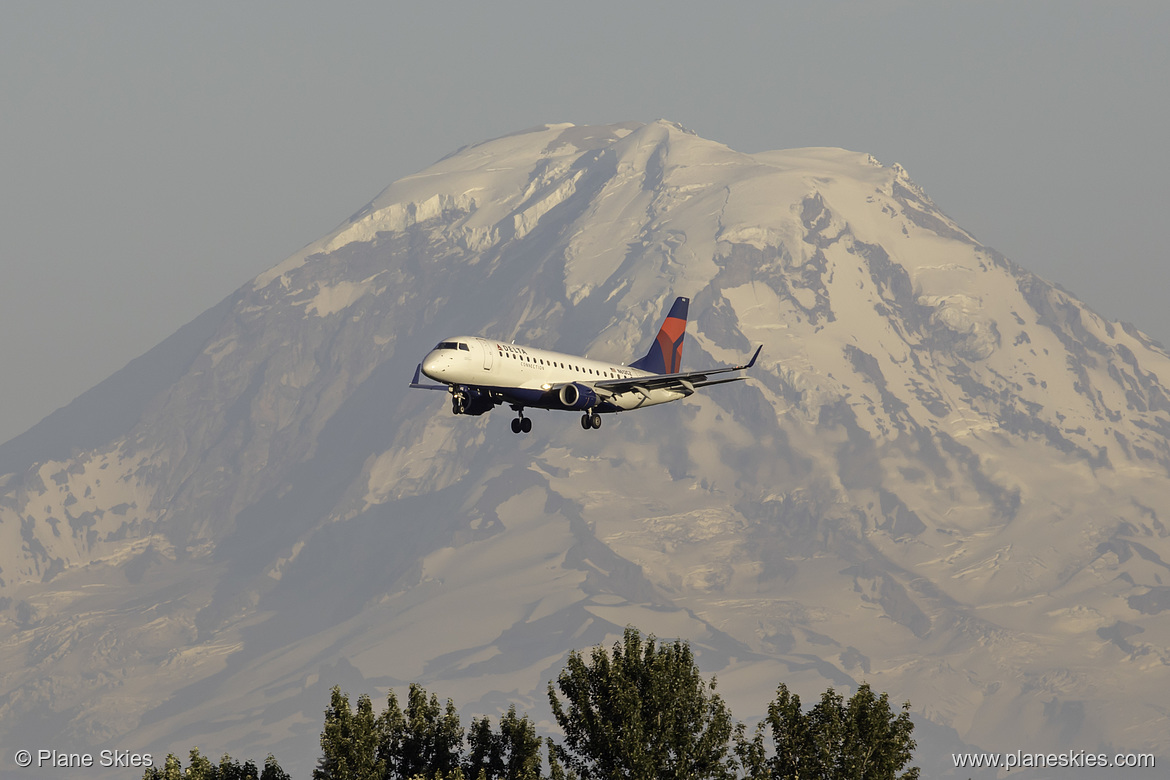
[433,341,471,351]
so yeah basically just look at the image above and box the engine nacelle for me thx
[558,382,598,410]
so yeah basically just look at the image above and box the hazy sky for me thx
[2,1,1167,445]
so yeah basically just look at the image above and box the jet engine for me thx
[558,382,598,410]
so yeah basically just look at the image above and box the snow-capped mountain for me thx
[2,121,1168,778]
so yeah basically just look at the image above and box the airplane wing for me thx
[591,345,762,398]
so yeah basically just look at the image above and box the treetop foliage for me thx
[141,625,918,780]
[140,748,289,780]
[311,682,542,780]
[548,626,736,780]
[735,682,919,780]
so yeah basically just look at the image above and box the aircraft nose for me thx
[421,351,445,380]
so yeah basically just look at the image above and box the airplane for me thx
[409,296,761,434]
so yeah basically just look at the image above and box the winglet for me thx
[745,344,762,369]
[409,364,448,391]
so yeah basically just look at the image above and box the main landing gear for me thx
[508,408,601,434]
[510,409,532,434]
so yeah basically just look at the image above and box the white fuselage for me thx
[420,337,686,412]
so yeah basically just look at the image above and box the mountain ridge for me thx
[1,120,1167,778]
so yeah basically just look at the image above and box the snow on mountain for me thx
[2,120,1168,778]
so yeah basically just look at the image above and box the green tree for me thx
[837,684,917,780]
[464,705,543,780]
[545,738,579,780]
[217,752,261,780]
[141,753,183,780]
[379,684,465,779]
[186,748,217,780]
[164,753,183,780]
[547,626,735,780]
[141,751,285,780]
[466,714,504,779]
[737,682,919,780]
[497,706,543,780]
[261,754,292,780]
[735,684,814,779]
[314,686,384,780]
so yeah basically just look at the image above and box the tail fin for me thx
[630,296,689,374]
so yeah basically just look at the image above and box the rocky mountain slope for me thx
[2,121,1168,778]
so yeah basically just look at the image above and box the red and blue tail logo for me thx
[630,296,689,374]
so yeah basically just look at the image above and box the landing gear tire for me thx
[522,417,532,433]
[452,396,465,415]
[511,418,522,434]
[512,412,532,434]
[590,412,602,429]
